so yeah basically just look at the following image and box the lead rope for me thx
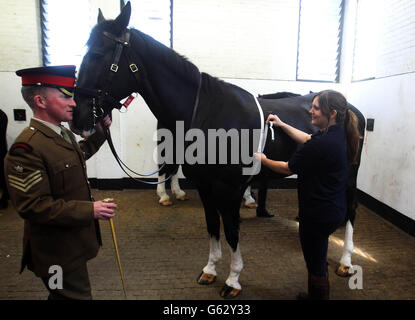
[102,119,173,184]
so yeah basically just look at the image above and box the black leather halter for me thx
[76,29,140,120]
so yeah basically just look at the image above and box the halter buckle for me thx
[129,64,138,73]
[110,64,119,72]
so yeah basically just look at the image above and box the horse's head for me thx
[71,2,138,134]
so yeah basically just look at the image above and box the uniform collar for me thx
[32,117,62,135]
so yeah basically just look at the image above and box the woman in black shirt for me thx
[257,90,361,299]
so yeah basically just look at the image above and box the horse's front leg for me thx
[171,170,188,201]
[157,173,173,206]
[198,236,222,284]
[196,185,221,286]
[336,220,354,276]
[221,243,243,298]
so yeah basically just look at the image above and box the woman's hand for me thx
[266,114,285,127]
[254,152,267,164]
[254,152,292,175]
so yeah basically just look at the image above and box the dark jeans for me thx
[299,219,343,277]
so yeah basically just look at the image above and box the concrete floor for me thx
[1,188,414,301]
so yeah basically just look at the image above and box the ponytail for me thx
[314,90,361,165]
[344,109,361,165]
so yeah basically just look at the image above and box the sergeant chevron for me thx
[8,170,43,193]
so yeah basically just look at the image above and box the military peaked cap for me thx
[16,65,76,97]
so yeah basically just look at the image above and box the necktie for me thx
[60,127,72,144]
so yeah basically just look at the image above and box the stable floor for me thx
[0,189,414,300]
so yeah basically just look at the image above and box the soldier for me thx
[0,108,8,209]
[5,65,116,300]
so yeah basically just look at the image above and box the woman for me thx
[257,90,361,299]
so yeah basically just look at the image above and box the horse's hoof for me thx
[220,285,241,299]
[177,194,189,201]
[336,264,351,277]
[160,200,173,206]
[244,202,257,209]
[197,271,216,285]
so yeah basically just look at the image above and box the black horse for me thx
[71,3,364,298]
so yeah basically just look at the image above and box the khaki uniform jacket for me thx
[4,119,106,277]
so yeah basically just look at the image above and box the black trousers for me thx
[41,263,92,300]
[299,219,343,277]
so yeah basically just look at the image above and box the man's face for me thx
[42,88,76,125]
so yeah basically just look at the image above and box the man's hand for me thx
[93,198,117,220]
[96,115,112,134]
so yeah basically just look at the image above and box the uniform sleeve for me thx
[78,130,106,160]
[5,146,94,227]
[288,137,322,175]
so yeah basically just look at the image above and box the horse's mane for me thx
[130,29,200,84]
[86,20,200,85]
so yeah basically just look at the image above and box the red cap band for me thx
[21,74,75,88]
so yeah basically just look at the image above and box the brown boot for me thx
[296,271,330,300]
[309,273,330,300]
[296,272,312,300]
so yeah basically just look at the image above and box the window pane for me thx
[353,0,415,81]
[41,0,92,68]
[352,0,381,81]
[297,0,344,82]
[126,0,172,47]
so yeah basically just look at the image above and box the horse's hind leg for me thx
[157,173,173,206]
[242,185,257,208]
[336,220,354,277]
[337,179,358,277]
[171,168,188,201]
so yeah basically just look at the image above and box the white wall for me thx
[173,0,300,80]
[0,0,414,221]
[346,74,415,220]
[340,0,415,221]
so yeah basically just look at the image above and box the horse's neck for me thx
[131,31,200,129]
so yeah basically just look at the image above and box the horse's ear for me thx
[114,1,131,34]
[97,9,105,24]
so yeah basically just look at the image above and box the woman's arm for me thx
[256,152,293,176]
[267,114,311,145]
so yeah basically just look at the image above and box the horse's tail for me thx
[345,104,366,225]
